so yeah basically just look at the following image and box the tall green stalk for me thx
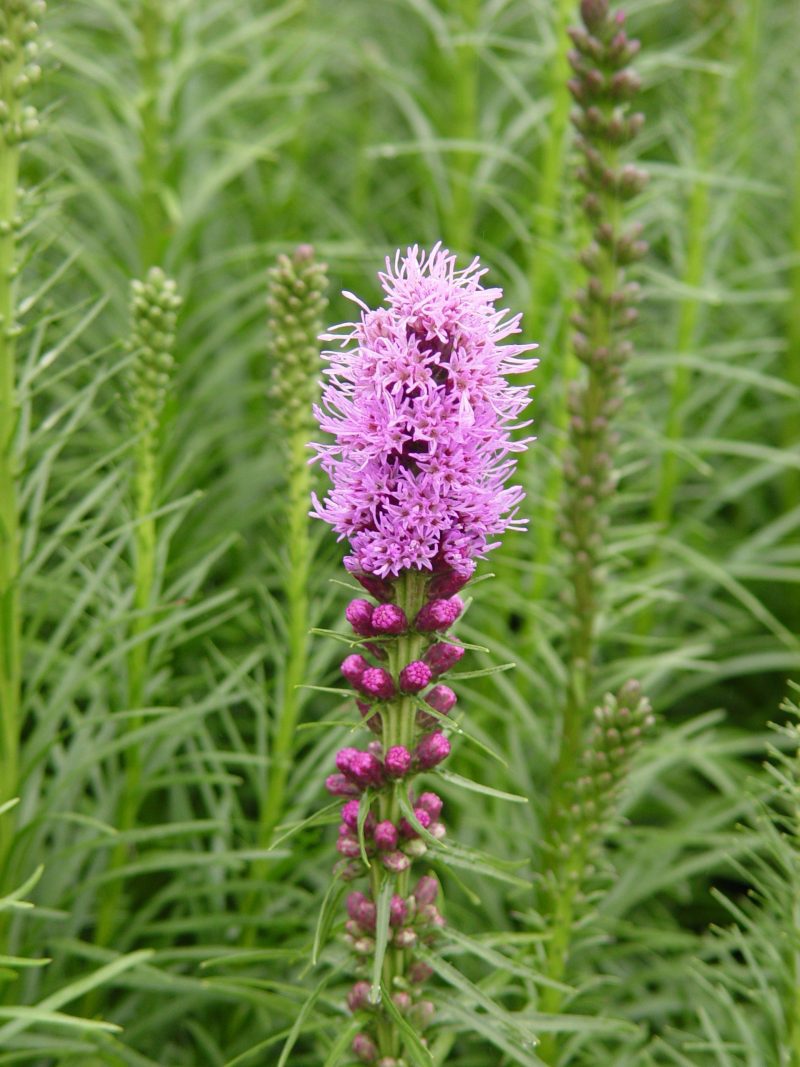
[446,0,479,254]
[137,0,168,271]
[0,0,43,884]
[93,268,180,952]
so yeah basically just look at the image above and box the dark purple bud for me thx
[417,791,443,819]
[341,654,369,687]
[357,700,383,734]
[389,894,408,927]
[414,596,463,632]
[346,891,367,922]
[426,685,457,715]
[385,745,412,778]
[374,820,398,851]
[337,835,361,858]
[347,981,371,1013]
[371,603,407,635]
[381,850,411,873]
[349,751,385,789]
[325,773,360,797]
[400,808,432,839]
[424,643,464,676]
[353,1032,379,1063]
[408,960,433,984]
[358,667,395,701]
[344,557,394,602]
[364,641,387,661]
[335,747,360,777]
[414,875,439,906]
[399,660,433,693]
[428,561,474,598]
[345,599,375,636]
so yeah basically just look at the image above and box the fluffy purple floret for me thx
[312,244,537,578]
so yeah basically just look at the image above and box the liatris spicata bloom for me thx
[312,244,535,1062]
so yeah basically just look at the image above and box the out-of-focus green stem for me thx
[446,0,479,253]
[137,0,167,270]
[0,15,23,887]
[784,109,800,513]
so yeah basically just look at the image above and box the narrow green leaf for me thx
[436,769,529,804]
[448,661,516,681]
[322,1018,362,1067]
[357,791,374,868]
[312,875,346,966]
[381,982,435,1066]
[370,876,394,1004]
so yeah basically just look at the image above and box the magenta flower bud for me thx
[353,1032,379,1062]
[357,700,383,734]
[381,850,411,873]
[335,747,360,778]
[345,598,375,636]
[429,820,446,840]
[399,660,433,693]
[426,684,457,715]
[349,751,385,789]
[356,900,377,930]
[400,808,432,838]
[416,791,443,819]
[389,894,408,927]
[415,731,451,769]
[347,980,371,1013]
[392,992,412,1014]
[384,745,412,778]
[415,597,461,632]
[341,653,369,687]
[346,891,367,922]
[325,773,360,797]
[424,642,465,676]
[409,1000,435,1029]
[371,603,407,635]
[374,820,398,851]
[337,834,361,858]
[408,960,434,984]
[393,927,417,949]
[358,666,395,700]
[344,558,394,602]
[341,799,360,830]
[414,875,439,906]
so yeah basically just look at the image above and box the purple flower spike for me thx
[415,598,461,633]
[415,732,451,769]
[399,660,433,693]
[424,642,465,676]
[341,653,369,687]
[417,791,443,819]
[389,894,408,927]
[426,684,457,715]
[347,980,372,1013]
[384,745,412,778]
[358,666,396,701]
[346,599,375,636]
[312,244,536,578]
[325,773,360,797]
[374,820,398,851]
[414,875,439,906]
[353,1032,379,1063]
[371,603,407,635]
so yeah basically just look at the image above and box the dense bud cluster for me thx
[267,244,328,430]
[127,268,181,435]
[0,1,44,148]
[550,680,655,879]
[559,0,647,665]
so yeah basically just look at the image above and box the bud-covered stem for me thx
[538,680,654,1064]
[0,0,44,879]
[546,0,647,830]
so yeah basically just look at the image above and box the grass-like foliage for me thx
[0,0,797,1063]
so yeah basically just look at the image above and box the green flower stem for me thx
[377,570,427,1060]
[137,0,168,270]
[0,44,22,886]
[785,118,800,516]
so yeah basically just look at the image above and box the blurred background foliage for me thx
[1,0,799,1063]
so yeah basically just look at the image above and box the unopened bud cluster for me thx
[560,0,647,656]
[0,0,44,148]
[127,267,181,435]
[551,680,655,882]
[267,244,328,431]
